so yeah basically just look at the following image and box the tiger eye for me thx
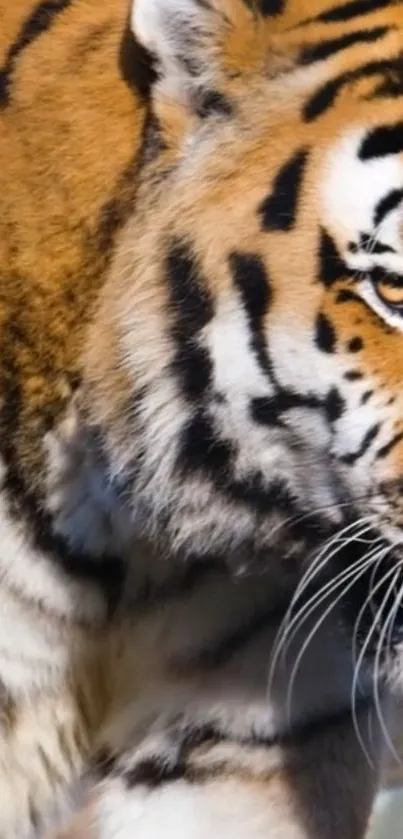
[374,280,403,309]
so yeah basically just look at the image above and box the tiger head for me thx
[85,0,403,593]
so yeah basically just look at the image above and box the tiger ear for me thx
[131,0,228,95]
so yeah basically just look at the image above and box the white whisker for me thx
[373,561,403,766]
[270,520,374,669]
[284,557,381,728]
[292,518,373,605]
[386,575,403,650]
[351,551,397,767]
[276,552,376,661]
[269,534,383,688]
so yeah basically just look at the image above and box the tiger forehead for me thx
[203,1,403,104]
[144,3,403,200]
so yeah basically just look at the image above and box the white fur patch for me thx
[321,128,403,262]
[132,0,208,65]
[204,295,273,403]
[321,127,403,336]
[95,776,303,839]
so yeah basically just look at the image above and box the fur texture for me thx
[2,1,403,837]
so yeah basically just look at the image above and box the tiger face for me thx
[86,0,403,581]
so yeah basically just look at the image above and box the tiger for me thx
[3,0,403,837]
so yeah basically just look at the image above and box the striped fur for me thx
[2,0,403,837]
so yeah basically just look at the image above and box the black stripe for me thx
[195,89,233,119]
[251,397,285,427]
[304,57,403,122]
[179,413,234,478]
[341,423,380,465]
[361,390,374,405]
[178,412,297,516]
[251,390,321,427]
[360,122,403,160]
[300,26,389,66]
[123,698,373,789]
[125,758,187,788]
[259,149,309,232]
[319,230,350,287]
[243,0,286,15]
[0,0,73,107]
[336,289,363,304]
[306,0,396,24]
[0,372,125,611]
[359,232,396,255]
[226,475,297,516]
[374,189,403,227]
[0,148,142,603]
[166,242,214,401]
[119,26,157,102]
[315,313,336,353]
[4,463,125,607]
[324,387,345,422]
[230,251,273,377]
[376,431,403,459]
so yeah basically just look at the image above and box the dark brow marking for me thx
[299,27,389,66]
[304,58,403,122]
[359,122,403,159]
[374,190,403,228]
[0,0,73,107]
[259,149,309,232]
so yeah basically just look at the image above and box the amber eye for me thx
[374,278,403,310]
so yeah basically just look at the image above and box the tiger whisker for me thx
[373,564,403,767]
[351,550,398,768]
[290,518,374,607]
[282,557,382,728]
[273,547,379,671]
[352,547,394,671]
[386,574,403,651]
[269,521,378,683]
[265,499,370,547]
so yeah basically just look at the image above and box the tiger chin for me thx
[3,0,403,837]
